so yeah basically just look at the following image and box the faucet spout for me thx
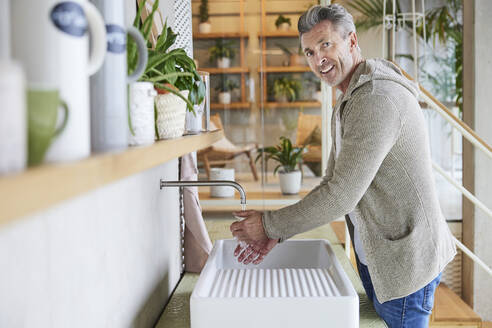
[160,180,247,205]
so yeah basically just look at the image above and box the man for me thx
[230,4,456,328]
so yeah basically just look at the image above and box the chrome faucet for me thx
[160,180,247,206]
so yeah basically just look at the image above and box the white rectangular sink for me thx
[191,239,359,328]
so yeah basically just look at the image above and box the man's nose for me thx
[316,56,327,67]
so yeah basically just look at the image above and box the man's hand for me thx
[235,238,279,265]
[230,210,268,244]
[230,210,279,264]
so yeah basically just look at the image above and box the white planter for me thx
[314,90,322,102]
[210,168,235,198]
[218,92,231,104]
[277,22,291,31]
[155,90,189,139]
[199,22,211,34]
[279,170,301,195]
[274,94,288,103]
[217,57,230,68]
[129,82,157,146]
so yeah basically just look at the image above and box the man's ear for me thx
[349,31,358,51]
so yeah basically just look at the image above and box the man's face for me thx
[301,20,357,88]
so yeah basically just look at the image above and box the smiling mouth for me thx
[319,65,335,75]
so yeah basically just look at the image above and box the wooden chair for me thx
[296,112,322,176]
[197,114,259,181]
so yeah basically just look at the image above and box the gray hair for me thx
[298,4,356,39]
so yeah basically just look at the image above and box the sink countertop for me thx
[155,219,387,328]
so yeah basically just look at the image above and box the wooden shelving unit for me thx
[192,0,248,110]
[262,101,320,109]
[259,0,319,107]
[0,130,223,226]
[259,66,310,73]
[259,30,299,38]
[199,67,249,74]
[210,102,251,110]
[194,32,248,39]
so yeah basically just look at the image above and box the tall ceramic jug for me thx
[90,0,148,153]
[12,0,107,163]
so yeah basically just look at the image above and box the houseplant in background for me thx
[275,15,291,31]
[216,77,238,104]
[209,39,236,68]
[276,43,306,67]
[128,0,205,140]
[272,77,301,102]
[255,136,305,194]
[198,0,211,33]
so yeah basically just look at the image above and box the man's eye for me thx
[322,42,330,48]
[305,51,313,57]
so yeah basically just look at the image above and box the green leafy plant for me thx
[348,0,463,114]
[272,77,301,102]
[347,0,402,32]
[127,0,205,114]
[215,77,238,93]
[255,136,305,174]
[208,39,237,62]
[199,0,209,23]
[275,15,291,28]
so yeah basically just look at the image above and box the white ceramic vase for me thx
[217,57,230,68]
[218,92,231,104]
[129,82,157,146]
[198,22,211,33]
[155,90,189,139]
[278,170,301,195]
[278,22,290,31]
[210,168,235,198]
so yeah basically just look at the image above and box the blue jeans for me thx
[358,262,441,328]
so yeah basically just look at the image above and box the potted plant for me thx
[128,0,205,140]
[216,77,238,104]
[198,0,211,33]
[272,77,301,102]
[307,76,321,102]
[255,136,305,194]
[276,43,307,67]
[209,39,236,68]
[275,15,291,31]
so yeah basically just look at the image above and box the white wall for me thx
[0,160,182,327]
[473,0,492,320]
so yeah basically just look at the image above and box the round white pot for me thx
[217,57,230,68]
[278,170,301,195]
[155,90,189,139]
[129,82,157,146]
[210,168,235,198]
[313,90,322,102]
[277,22,291,31]
[198,22,211,33]
[274,94,288,103]
[218,91,231,104]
